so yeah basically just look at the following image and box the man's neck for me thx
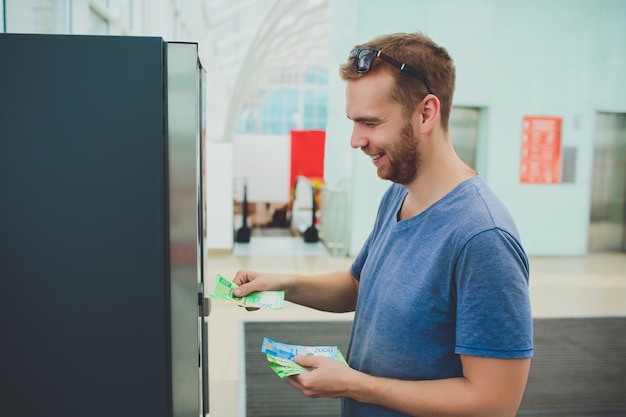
[399,144,476,220]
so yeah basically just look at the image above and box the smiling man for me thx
[233,32,533,417]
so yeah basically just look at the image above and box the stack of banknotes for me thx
[261,337,348,378]
[209,274,285,309]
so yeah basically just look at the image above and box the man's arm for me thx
[232,269,359,313]
[290,354,531,417]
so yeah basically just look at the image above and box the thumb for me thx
[293,355,321,368]
[233,282,256,297]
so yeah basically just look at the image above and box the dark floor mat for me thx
[244,317,626,417]
[244,321,351,417]
[518,317,626,416]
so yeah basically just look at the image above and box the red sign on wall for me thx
[520,116,562,184]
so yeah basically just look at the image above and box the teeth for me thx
[371,152,384,161]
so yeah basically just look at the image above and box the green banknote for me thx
[209,274,285,309]
[267,356,308,378]
[262,337,348,378]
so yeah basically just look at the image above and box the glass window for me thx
[237,66,329,135]
[89,7,109,35]
[31,0,69,33]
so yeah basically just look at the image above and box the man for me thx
[233,32,533,417]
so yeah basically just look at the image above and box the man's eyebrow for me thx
[347,115,384,123]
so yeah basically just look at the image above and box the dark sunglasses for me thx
[349,47,434,95]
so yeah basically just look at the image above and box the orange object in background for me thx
[290,130,325,190]
[520,116,562,184]
[289,130,325,238]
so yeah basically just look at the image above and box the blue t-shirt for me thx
[343,177,533,417]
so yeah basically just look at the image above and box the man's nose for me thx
[350,126,368,149]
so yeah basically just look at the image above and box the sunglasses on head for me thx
[349,47,434,95]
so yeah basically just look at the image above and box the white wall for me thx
[326,0,626,256]
[205,142,234,251]
[232,134,291,203]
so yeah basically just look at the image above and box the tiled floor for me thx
[204,238,626,417]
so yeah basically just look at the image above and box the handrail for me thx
[291,176,350,254]
[290,176,319,242]
[319,185,349,256]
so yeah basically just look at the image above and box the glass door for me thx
[588,112,626,252]
[450,106,482,171]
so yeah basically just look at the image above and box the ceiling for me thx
[200,0,330,140]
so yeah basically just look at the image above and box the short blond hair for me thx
[340,33,455,130]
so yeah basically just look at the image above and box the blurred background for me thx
[3,0,625,258]
[3,2,625,417]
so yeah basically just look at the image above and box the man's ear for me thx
[414,94,440,134]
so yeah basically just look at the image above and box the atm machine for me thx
[0,34,209,416]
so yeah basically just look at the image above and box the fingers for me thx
[286,358,330,399]
[232,270,288,296]
[232,270,255,286]
[286,374,306,394]
[287,373,319,398]
[232,271,261,310]
[232,270,259,297]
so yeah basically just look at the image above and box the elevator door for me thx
[588,112,626,252]
[450,106,480,170]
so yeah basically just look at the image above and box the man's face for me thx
[346,70,420,185]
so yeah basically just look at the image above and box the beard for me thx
[377,119,421,185]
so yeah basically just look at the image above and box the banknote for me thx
[267,359,307,378]
[262,337,348,378]
[262,337,339,361]
[209,274,284,309]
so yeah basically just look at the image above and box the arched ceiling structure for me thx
[200,0,330,141]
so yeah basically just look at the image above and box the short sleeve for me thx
[454,228,533,359]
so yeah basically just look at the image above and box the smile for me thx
[371,152,385,161]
